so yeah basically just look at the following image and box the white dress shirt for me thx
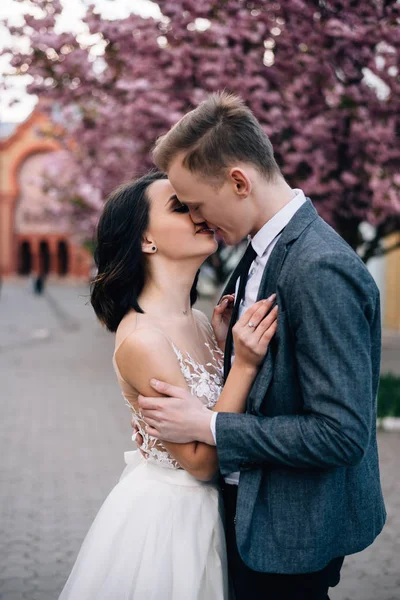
[210,189,307,485]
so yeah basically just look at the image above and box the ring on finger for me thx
[248,321,256,328]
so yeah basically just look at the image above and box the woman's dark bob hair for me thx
[90,170,199,332]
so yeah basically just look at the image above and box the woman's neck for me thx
[139,258,199,319]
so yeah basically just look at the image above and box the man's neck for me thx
[250,179,295,237]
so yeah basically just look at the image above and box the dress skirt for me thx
[58,450,229,600]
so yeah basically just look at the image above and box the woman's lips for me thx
[196,227,215,235]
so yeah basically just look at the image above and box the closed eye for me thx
[174,202,189,214]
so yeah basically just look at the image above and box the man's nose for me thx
[189,210,203,224]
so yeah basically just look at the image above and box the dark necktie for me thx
[223,242,257,380]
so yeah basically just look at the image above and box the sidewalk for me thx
[0,281,399,599]
[0,281,127,599]
[381,330,400,376]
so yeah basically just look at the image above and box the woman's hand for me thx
[232,295,278,371]
[211,294,235,351]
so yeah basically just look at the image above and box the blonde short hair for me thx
[152,91,281,181]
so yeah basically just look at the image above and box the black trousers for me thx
[222,483,344,600]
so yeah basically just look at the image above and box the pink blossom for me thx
[2,0,399,255]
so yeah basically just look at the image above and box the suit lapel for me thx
[221,242,254,380]
[247,237,289,413]
[248,199,319,413]
[220,268,239,380]
[219,270,237,299]
[219,199,319,407]
[256,237,289,302]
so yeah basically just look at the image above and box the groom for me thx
[137,92,386,599]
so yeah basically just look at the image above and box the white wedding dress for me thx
[59,312,229,600]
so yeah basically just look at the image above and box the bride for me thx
[58,171,278,600]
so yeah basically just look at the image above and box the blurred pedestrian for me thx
[33,273,46,295]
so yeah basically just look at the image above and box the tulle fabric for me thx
[58,450,229,600]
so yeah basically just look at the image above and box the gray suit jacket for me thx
[216,199,386,574]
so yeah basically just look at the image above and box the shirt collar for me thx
[251,189,307,257]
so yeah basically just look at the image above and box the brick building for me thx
[0,111,92,280]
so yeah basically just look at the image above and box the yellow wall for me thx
[384,234,400,331]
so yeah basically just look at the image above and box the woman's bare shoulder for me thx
[115,327,181,393]
[117,326,172,358]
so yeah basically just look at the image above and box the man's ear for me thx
[229,168,252,198]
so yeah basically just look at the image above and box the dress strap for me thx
[114,312,179,356]
[113,318,180,383]
[113,313,139,358]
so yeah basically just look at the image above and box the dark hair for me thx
[152,91,281,182]
[90,171,199,332]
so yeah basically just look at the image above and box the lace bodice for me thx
[112,317,224,471]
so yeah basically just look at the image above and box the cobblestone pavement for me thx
[0,279,399,600]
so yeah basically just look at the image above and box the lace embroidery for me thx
[124,340,224,470]
[171,342,223,408]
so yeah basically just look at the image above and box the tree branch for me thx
[361,239,400,263]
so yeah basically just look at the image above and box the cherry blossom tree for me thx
[3,0,400,260]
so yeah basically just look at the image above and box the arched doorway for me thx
[0,113,60,277]
[18,240,32,275]
[39,240,51,275]
[57,240,69,276]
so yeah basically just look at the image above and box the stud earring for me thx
[152,246,157,252]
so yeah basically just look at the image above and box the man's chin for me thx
[219,231,238,246]
[216,229,230,245]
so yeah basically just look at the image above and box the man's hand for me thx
[137,379,216,445]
